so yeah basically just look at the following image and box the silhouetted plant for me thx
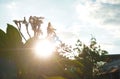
[13,16,44,42]
[13,18,27,41]
[29,16,44,37]
[47,22,56,38]
[74,37,108,79]
[22,17,31,38]
[0,24,25,78]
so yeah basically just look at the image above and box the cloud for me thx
[93,3,120,25]
[74,0,120,35]
[96,0,120,4]
[73,0,120,54]
[75,0,120,25]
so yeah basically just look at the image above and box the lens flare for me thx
[34,39,55,58]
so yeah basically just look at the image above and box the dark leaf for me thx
[6,24,22,48]
[0,29,7,48]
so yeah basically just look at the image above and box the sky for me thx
[0,0,120,54]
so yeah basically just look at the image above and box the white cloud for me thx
[74,0,120,54]
[75,0,120,25]
[97,0,120,4]
[75,0,120,33]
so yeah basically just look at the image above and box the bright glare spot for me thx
[34,39,55,58]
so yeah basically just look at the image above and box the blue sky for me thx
[0,0,120,54]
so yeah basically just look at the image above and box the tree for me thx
[74,37,108,79]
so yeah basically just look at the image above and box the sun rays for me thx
[34,39,56,58]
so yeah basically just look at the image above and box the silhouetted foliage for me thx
[29,16,44,37]
[74,37,108,79]
[47,22,56,38]
[0,21,82,79]
[0,24,23,57]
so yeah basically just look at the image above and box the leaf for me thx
[0,29,7,48]
[6,24,22,48]
[0,29,5,37]
[24,37,36,48]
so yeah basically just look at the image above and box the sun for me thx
[34,39,55,58]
